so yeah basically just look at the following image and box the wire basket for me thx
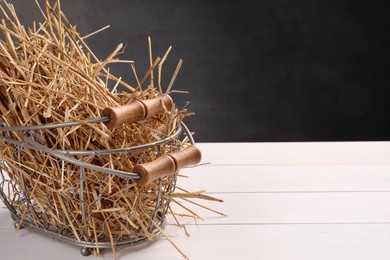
[0,95,201,256]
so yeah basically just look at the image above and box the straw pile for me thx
[0,0,211,258]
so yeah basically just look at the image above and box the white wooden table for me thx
[2,142,390,260]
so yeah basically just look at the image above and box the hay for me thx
[0,0,209,258]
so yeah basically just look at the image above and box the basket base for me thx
[10,213,167,254]
[80,247,92,257]
[13,221,23,230]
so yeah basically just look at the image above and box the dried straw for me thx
[0,1,223,259]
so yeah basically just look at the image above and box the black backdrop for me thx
[9,0,390,142]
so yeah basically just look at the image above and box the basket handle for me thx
[102,95,173,128]
[133,145,202,186]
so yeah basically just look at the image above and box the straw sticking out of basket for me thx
[0,0,224,259]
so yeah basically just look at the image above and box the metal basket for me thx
[0,103,199,256]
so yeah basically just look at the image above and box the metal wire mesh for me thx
[0,122,189,250]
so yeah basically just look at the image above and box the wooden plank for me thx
[3,192,390,226]
[2,142,390,259]
[0,208,11,227]
[2,224,390,260]
[178,164,390,193]
[168,192,390,225]
[170,224,390,260]
[197,142,390,165]
[0,225,181,260]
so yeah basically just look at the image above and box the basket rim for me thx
[0,122,194,178]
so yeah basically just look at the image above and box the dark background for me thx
[9,0,390,142]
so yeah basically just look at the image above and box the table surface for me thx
[2,142,390,260]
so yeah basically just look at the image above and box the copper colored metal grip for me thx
[133,145,202,186]
[102,95,173,128]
